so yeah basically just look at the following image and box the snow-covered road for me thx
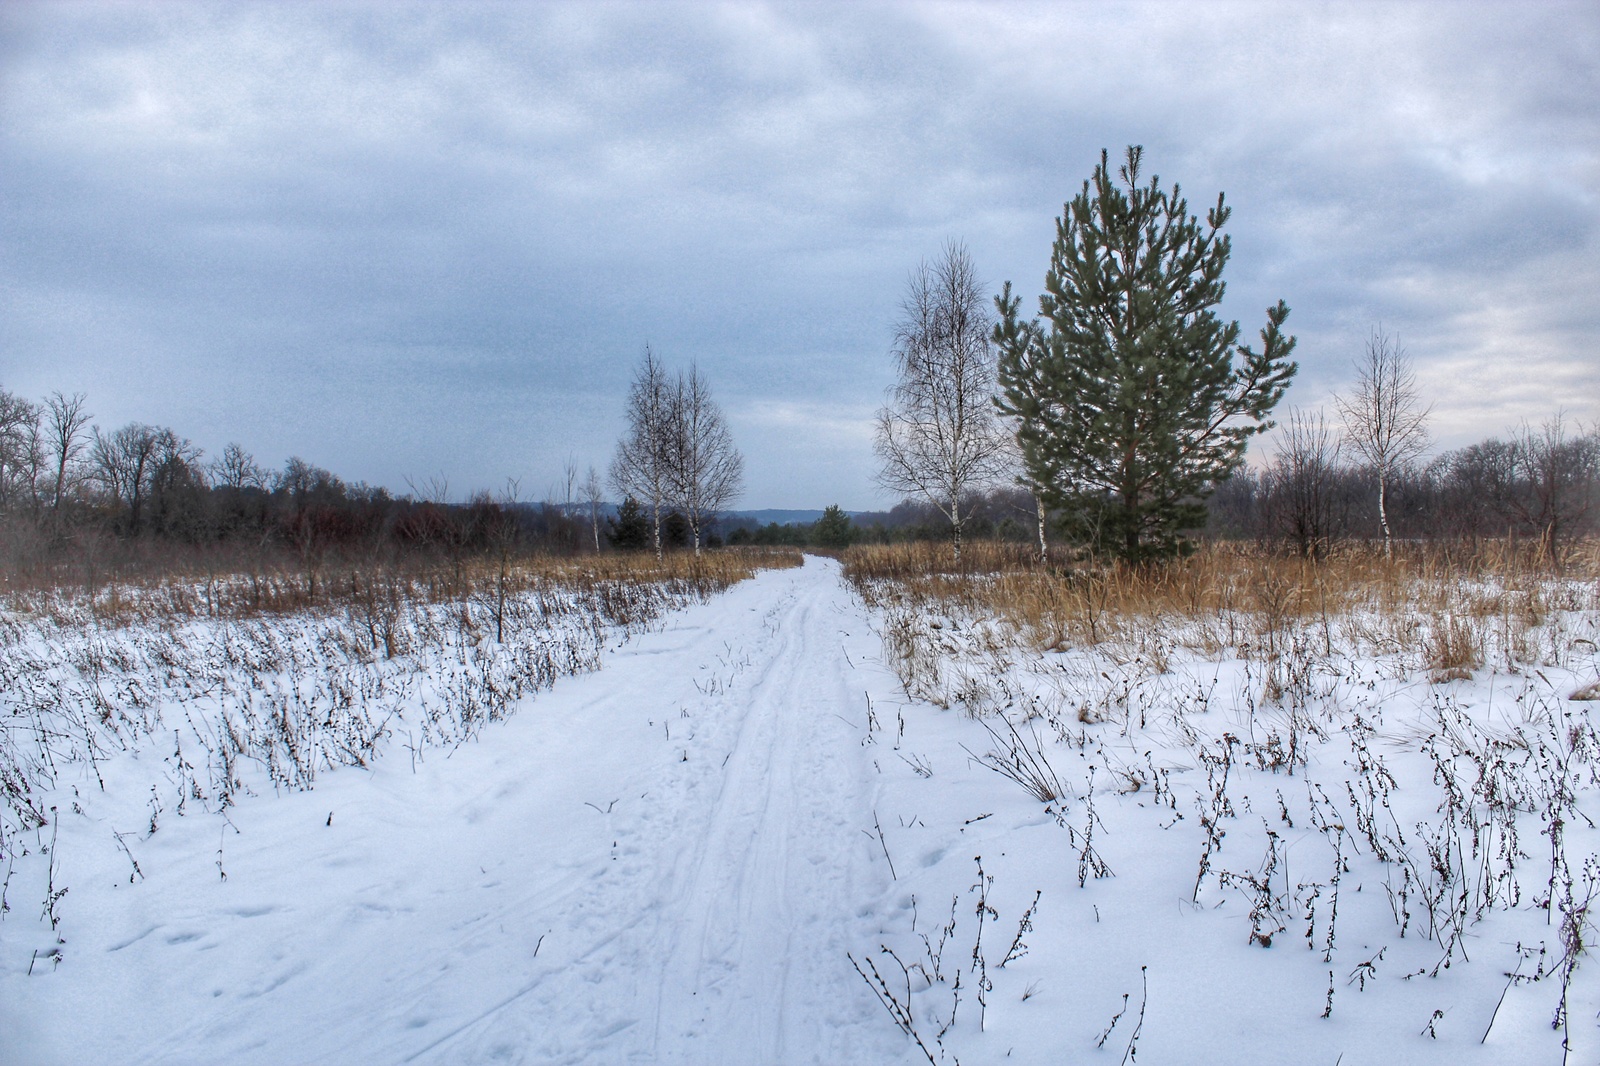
[13,552,1599,1065]
[7,557,912,1065]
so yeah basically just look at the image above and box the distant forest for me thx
[740,417,1600,564]
[1,381,1595,589]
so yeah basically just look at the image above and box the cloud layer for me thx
[3,1,1595,508]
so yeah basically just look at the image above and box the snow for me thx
[3,554,1599,1064]
[3,559,904,1064]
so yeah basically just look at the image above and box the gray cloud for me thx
[2,1,1595,508]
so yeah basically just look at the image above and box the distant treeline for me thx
[0,387,639,588]
[726,495,1043,549]
[737,416,1600,563]
[1212,414,1599,563]
[1,382,1595,586]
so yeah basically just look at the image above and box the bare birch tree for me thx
[665,363,743,556]
[1335,327,1429,557]
[610,345,675,558]
[582,464,605,552]
[874,241,1009,559]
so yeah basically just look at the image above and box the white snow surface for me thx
[4,557,909,1065]
[5,554,1599,1065]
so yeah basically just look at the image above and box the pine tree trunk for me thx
[1122,486,1140,563]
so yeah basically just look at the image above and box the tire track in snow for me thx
[422,557,905,1065]
[643,564,887,1063]
[648,583,810,1059]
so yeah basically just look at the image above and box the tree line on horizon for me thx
[0,399,615,587]
[1,366,1593,585]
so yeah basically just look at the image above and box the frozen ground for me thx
[4,554,1599,1064]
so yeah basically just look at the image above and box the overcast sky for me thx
[2,2,1596,510]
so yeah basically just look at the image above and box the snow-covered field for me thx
[3,552,1599,1064]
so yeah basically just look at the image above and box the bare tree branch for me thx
[610,345,675,558]
[874,240,1010,559]
[42,391,92,512]
[664,363,743,556]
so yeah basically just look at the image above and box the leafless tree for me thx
[211,442,266,491]
[279,457,342,521]
[610,345,675,558]
[92,423,162,529]
[0,388,41,515]
[89,422,203,533]
[278,457,345,597]
[582,464,605,552]
[405,472,451,507]
[664,363,744,555]
[1502,415,1599,568]
[874,241,1010,559]
[1261,407,1343,558]
[562,455,579,510]
[404,470,476,581]
[144,430,206,536]
[1335,327,1430,557]
[42,392,92,512]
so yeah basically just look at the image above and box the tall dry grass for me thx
[0,546,803,630]
[842,538,1600,684]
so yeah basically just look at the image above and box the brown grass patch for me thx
[1425,614,1482,682]
[841,538,1598,672]
[1,546,804,629]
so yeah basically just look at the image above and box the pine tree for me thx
[662,510,690,549]
[812,504,854,548]
[994,146,1298,563]
[606,496,652,551]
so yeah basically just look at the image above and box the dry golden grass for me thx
[842,538,1599,675]
[1426,614,1483,682]
[2,546,804,628]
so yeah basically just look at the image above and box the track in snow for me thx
[8,556,911,1066]
[423,555,902,1065]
